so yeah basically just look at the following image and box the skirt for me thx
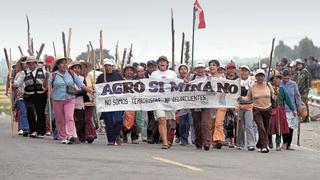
[269,106,290,135]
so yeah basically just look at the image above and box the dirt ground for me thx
[294,120,320,151]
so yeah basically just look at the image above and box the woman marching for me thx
[45,57,94,144]
[242,69,274,153]
[268,70,296,151]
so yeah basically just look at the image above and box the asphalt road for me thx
[0,116,319,180]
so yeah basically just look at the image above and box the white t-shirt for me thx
[150,70,178,80]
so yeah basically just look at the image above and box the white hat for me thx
[261,63,268,69]
[103,58,115,66]
[136,65,144,71]
[295,59,304,64]
[255,69,265,76]
[25,56,38,63]
[289,61,296,67]
[195,61,206,68]
[240,65,250,72]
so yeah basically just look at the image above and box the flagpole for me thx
[191,6,196,68]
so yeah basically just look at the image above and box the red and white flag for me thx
[194,0,206,29]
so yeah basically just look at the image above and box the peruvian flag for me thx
[194,0,206,29]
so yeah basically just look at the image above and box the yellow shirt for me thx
[247,82,274,109]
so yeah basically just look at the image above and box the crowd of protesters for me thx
[7,54,313,153]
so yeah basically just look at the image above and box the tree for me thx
[76,49,114,61]
[274,40,293,60]
[298,37,318,59]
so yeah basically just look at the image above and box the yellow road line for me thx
[152,156,204,172]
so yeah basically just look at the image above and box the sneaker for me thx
[261,148,269,153]
[22,130,29,137]
[86,136,95,144]
[214,142,223,149]
[248,147,255,151]
[195,143,202,149]
[61,140,68,144]
[161,144,170,149]
[30,132,38,138]
[175,137,180,144]
[38,135,44,139]
[45,132,51,136]
[18,130,23,135]
[203,144,210,151]
[67,136,76,144]
[286,146,295,151]
[132,139,139,144]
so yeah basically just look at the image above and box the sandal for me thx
[161,145,170,149]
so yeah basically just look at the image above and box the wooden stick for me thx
[87,44,90,62]
[121,48,127,71]
[31,38,34,55]
[46,65,53,134]
[171,8,175,69]
[180,32,185,64]
[18,46,24,56]
[67,28,72,58]
[115,41,119,67]
[99,30,106,82]
[36,43,45,60]
[127,43,133,65]
[26,15,32,55]
[3,48,14,137]
[4,48,9,69]
[52,41,57,58]
[267,38,275,81]
[89,41,96,84]
[297,116,301,146]
[62,32,67,57]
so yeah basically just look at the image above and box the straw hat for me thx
[14,56,27,70]
[25,56,38,63]
[269,70,281,80]
[51,56,72,72]
[79,60,93,71]
[68,61,82,69]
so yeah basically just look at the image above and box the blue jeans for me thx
[17,100,29,131]
[102,111,124,144]
[179,112,193,145]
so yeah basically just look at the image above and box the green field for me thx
[0,85,10,115]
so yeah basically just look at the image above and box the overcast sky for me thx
[1,0,320,63]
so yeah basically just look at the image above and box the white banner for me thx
[95,78,240,112]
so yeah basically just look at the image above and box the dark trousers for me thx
[147,111,160,143]
[179,113,192,144]
[253,107,272,149]
[24,93,47,135]
[102,111,123,144]
[74,109,85,142]
[192,109,212,147]
[283,128,294,147]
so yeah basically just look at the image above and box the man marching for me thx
[13,56,48,138]
[150,56,178,149]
